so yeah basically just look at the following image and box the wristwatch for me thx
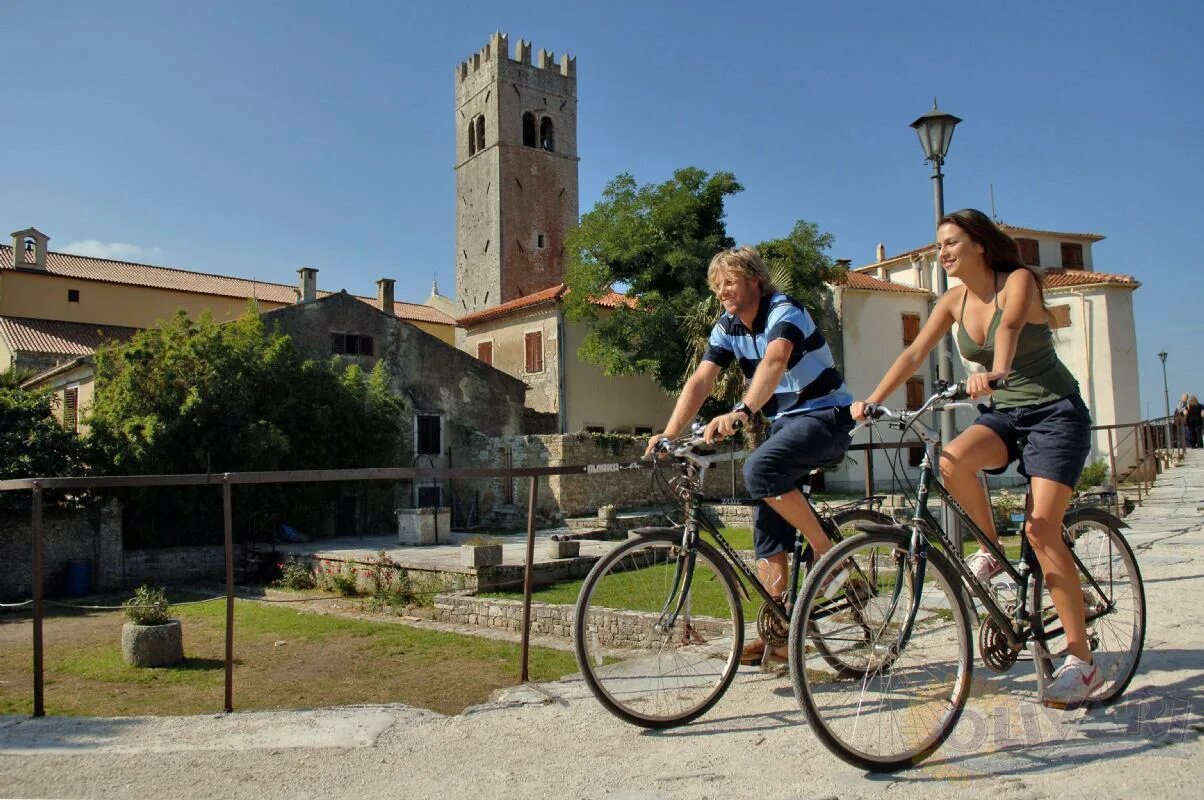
[731,401,752,417]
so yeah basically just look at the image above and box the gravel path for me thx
[3,456,1203,800]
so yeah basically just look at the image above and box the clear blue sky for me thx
[4,1,1201,416]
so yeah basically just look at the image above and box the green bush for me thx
[275,556,316,590]
[1077,460,1110,490]
[122,585,172,625]
[318,561,360,597]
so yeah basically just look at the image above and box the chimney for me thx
[876,243,886,262]
[297,267,318,303]
[11,227,49,270]
[376,278,396,316]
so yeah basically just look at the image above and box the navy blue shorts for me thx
[971,393,1092,489]
[744,406,854,560]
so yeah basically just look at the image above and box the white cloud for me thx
[61,240,164,262]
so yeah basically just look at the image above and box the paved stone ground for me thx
[2,455,1202,799]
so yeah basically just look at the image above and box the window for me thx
[901,313,920,346]
[477,341,493,365]
[522,112,537,147]
[584,425,605,433]
[905,377,925,411]
[416,485,442,507]
[1016,237,1040,266]
[416,415,442,456]
[633,426,654,436]
[524,330,544,373]
[1061,242,1084,269]
[467,121,476,156]
[67,289,80,303]
[331,333,375,356]
[536,233,545,249]
[475,115,485,152]
[540,116,555,151]
[63,387,79,432]
[1049,304,1072,329]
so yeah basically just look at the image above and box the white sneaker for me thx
[966,550,1004,584]
[1043,654,1104,708]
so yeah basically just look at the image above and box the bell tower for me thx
[454,32,579,315]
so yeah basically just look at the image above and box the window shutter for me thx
[1061,242,1084,268]
[1017,238,1040,266]
[525,331,543,373]
[905,377,925,411]
[901,313,921,346]
[331,333,345,354]
[360,336,374,356]
[64,388,79,431]
[478,342,493,365]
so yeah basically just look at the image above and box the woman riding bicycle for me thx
[851,208,1099,708]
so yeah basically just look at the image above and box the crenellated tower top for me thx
[456,31,576,83]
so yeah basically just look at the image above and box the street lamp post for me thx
[911,100,962,543]
[1158,351,1172,453]
[910,100,962,450]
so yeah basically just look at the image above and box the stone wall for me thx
[433,594,730,648]
[0,502,121,600]
[122,545,240,586]
[453,432,747,525]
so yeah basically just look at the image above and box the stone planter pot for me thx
[546,538,580,559]
[121,620,184,667]
[461,543,503,569]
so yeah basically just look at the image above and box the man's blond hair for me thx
[707,246,776,295]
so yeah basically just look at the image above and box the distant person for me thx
[1187,395,1203,448]
[1176,393,1190,448]
[645,246,854,665]
[852,208,1099,707]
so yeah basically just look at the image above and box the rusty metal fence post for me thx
[223,477,235,713]
[32,482,45,718]
[520,476,538,682]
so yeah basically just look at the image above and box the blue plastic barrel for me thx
[64,559,93,597]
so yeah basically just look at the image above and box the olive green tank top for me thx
[955,281,1079,409]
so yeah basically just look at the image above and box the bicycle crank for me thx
[979,611,1022,673]
[756,602,789,648]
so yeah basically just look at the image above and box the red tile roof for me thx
[1000,224,1105,242]
[457,284,638,326]
[0,316,140,356]
[1042,268,1139,290]
[0,244,453,326]
[833,272,931,295]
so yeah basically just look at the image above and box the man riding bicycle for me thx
[645,246,855,664]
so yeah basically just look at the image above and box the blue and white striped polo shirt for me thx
[702,291,853,421]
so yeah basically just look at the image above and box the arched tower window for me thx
[522,112,537,147]
[467,120,476,156]
[475,115,485,152]
[540,117,555,152]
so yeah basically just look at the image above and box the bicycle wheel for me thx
[789,528,975,772]
[573,531,743,728]
[1029,509,1145,705]
[806,508,894,676]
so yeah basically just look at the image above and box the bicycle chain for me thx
[978,603,1022,673]
[756,601,789,647]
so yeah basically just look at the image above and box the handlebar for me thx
[860,378,1007,426]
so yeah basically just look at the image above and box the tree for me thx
[0,372,88,511]
[565,168,846,416]
[563,168,741,393]
[87,308,408,545]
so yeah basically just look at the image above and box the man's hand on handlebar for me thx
[702,410,747,444]
[644,433,672,458]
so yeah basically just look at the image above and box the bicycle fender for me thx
[626,527,751,603]
[1065,506,1129,529]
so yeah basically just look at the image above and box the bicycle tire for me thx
[806,508,894,676]
[573,531,744,728]
[789,528,975,771]
[1029,508,1145,705]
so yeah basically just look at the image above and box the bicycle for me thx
[788,382,1146,771]
[572,422,892,728]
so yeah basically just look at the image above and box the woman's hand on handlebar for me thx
[851,400,870,422]
[965,371,1007,399]
[702,411,747,444]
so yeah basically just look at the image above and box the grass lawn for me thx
[0,594,578,717]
